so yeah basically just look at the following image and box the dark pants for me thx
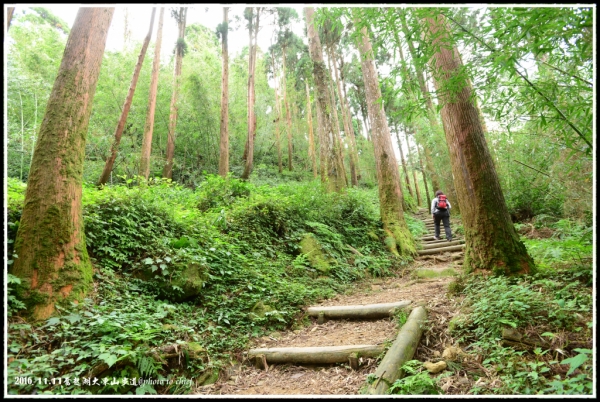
[433,211,452,240]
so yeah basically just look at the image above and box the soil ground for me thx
[195,255,476,396]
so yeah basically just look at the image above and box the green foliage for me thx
[8,274,27,316]
[388,360,446,395]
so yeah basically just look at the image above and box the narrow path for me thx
[195,209,466,395]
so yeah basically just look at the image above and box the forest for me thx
[4,5,594,396]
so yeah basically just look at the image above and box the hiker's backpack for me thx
[437,195,448,210]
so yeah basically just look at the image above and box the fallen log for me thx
[422,240,464,250]
[307,300,411,319]
[248,344,385,366]
[417,244,465,255]
[365,306,428,394]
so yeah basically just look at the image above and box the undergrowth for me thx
[446,219,593,395]
[6,175,420,395]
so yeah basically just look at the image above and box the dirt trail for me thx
[196,212,469,396]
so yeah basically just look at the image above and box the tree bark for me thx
[305,7,346,192]
[354,14,415,257]
[241,7,260,180]
[10,7,114,320]
[7,6,15,31]
[139,8,164,179]
[218,7,230,178]
[424,12,534,275]
[305,81,318,178]
[365,306,427,394]
[163,7,187,179]
[98,8,156,186]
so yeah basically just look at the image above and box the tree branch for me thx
[443,12,592,151]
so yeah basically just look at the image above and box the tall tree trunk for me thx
[282,47,294,171]
[305,7,346,192]
[163,7,187,179]
[394,124,413,198]
[327,47,356,186]
[241,7,260,180]
[416,143,431,203]
[337,56,360,185]
[424,12,534,275]
[30,92,38,169]
[98,8,156,186]
[275,84,284,174]
[305,81,318,178]
[354,13,415,257]
[314,91,326,182]
[218,7,230,178]
[404,129,421,206]
[7,6,15,32]
[139,8,164,179]
[400,12,442,192]
[325,49,348,187]
[270,52,284,173]
[10,7,114,321]
[19,90,24,181]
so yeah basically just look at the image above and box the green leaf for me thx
[144,258,154,265]
[561,353,589,376]
[65,313,82,323]
[98,353,118,368]
[45,317,61,327]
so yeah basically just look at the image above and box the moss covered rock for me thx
[299,233,333,274]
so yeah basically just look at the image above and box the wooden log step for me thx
[421,237,459,244]
[417,244,465,255]
[248,344,385,366]
[307,300,411,319]
[365,306,427,394]
[422,240,464,250]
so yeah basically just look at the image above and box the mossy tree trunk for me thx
[305,7,346,192]
[163,6,187,179]
[424,12,534,275]
[354,13,415,257]
[139,8,164,179]
[98,8,156,186]
[10,7,114,321]
[218,7,229,178]
[241,7,260,180]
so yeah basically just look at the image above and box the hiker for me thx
[431,190,453,241]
